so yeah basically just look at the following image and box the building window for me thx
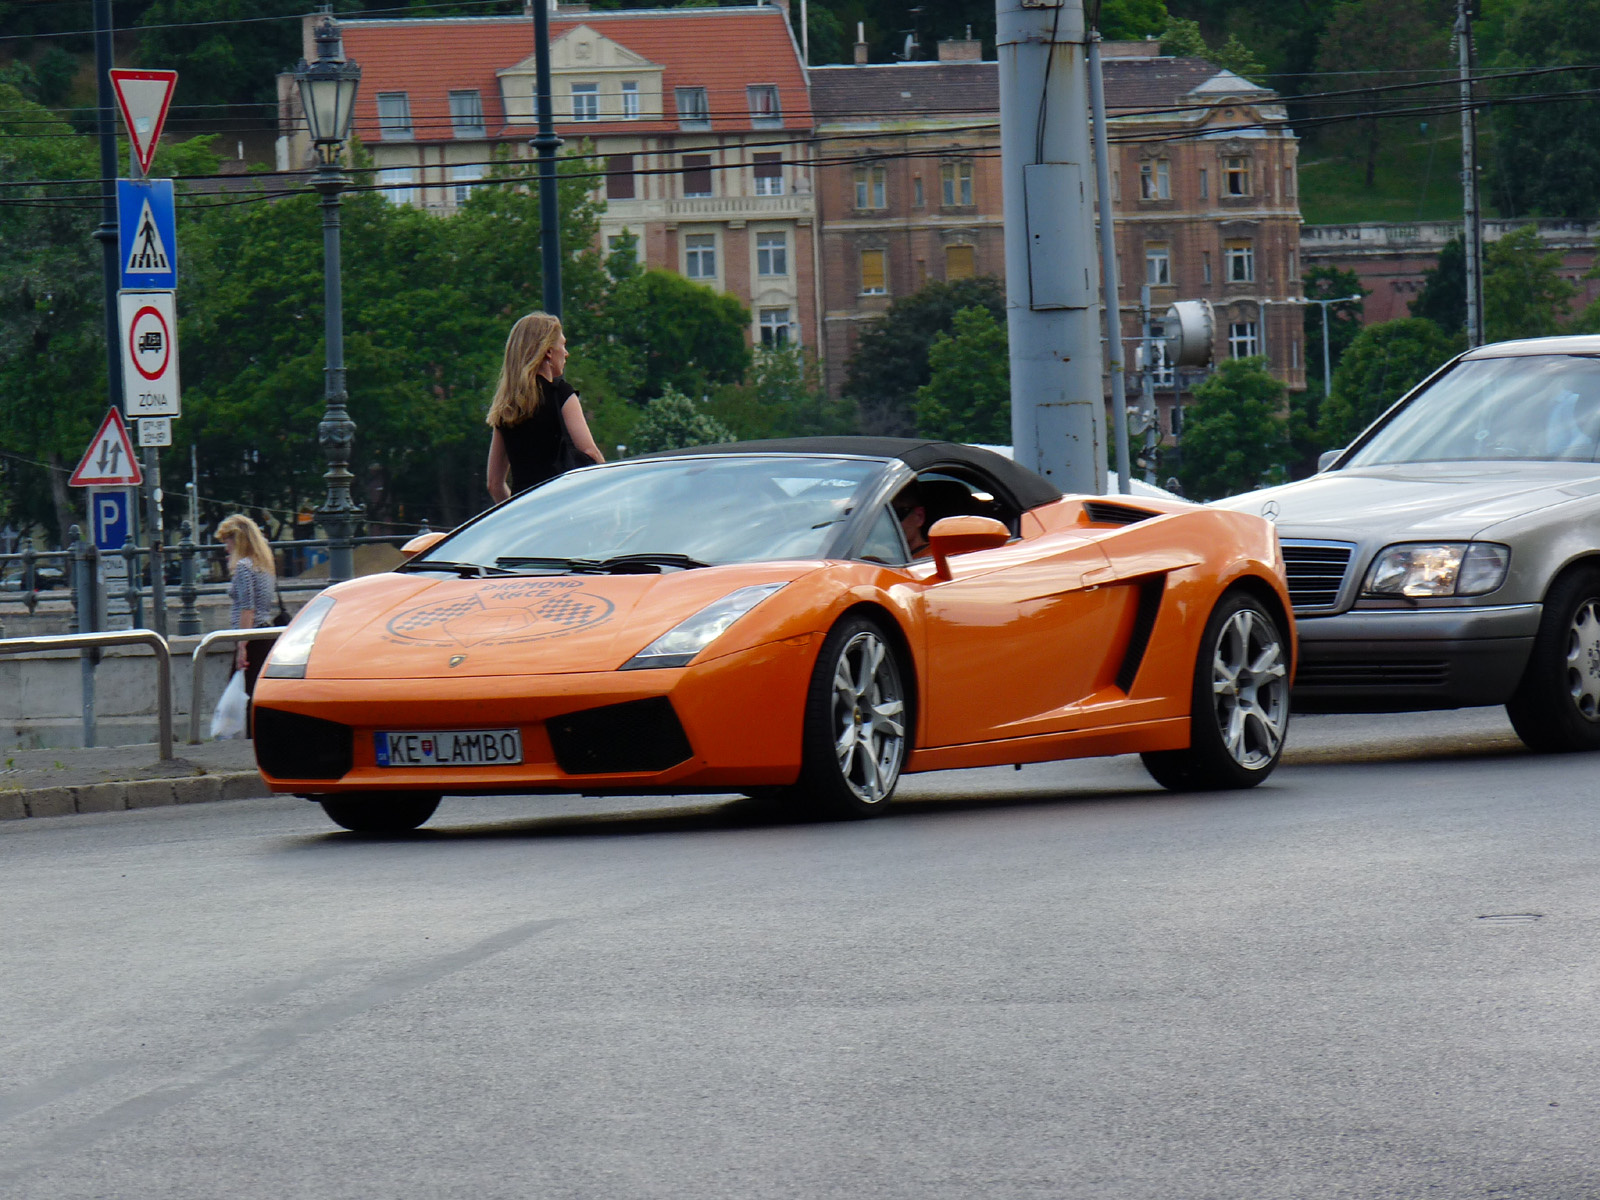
[1225,240,1255,283]
[1145,243,1171,286]
[854,166,886,209]
[1289,249,1298,280]
[571,83,598,122]
[748,84,781,129]
[753,153,783,195]
[1202,251,1212,285]
[1291,339,1300,369]
[757,231,788,277]
[685,233,716,280]
[1225,156,1250,196]
[379,167,414,205]
[606,154,635,201]
[449,90,484,138]
[1198,167,1208,199]
[621,81,639,120]
[759,307,792,346]
[945,243,975,280]
[376,92,412,140]
[860,248,887,294]
[676,86,710,130]
[452,165,483,205]
[941,160,973,206]
[1139,158,1170,201]
[682,154,713,198]
[1228,320,1259,358]
[914,176,924,208]
[1284,166,1295,198]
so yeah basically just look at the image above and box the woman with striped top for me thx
[216,513,278,695]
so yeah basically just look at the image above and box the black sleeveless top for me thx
[497,376,578,493]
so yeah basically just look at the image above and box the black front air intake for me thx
[254,707,354,780]
[547,697,694,775]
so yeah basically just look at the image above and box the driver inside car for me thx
[892,485,929,558]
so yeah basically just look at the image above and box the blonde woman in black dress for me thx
[485,312,604,503]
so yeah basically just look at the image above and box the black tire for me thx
[790,615,910,819]
[319,793,440,834]
[1141,591,1290,792]
[1505,566,1600,752]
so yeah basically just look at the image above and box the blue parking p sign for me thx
[117,179,177,290]
[91,489,132,552]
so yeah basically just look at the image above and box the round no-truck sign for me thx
[117,289,180,417]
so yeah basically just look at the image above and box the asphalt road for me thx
[4,708,1599,1199]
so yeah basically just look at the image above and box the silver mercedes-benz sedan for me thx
[1216,334,1600,751]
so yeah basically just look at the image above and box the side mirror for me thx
[927,515,1010,580]
[1316,448,1345,473]
[400,531,447,559]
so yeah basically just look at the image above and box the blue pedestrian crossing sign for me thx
[117,178,177,290]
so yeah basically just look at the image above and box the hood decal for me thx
[383,579,615,648]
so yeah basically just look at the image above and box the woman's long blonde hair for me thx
[215,513,276,578]
[485,312,563,428]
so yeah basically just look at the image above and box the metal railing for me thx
[0,629,174,760]
[188,627,287,745]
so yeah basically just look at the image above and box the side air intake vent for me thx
[547,697,694,775]
[1083,501,1156,526]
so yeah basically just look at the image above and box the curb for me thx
[0,771,271,821]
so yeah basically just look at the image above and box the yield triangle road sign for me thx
[70,408,144,488]
[109,69,178,174]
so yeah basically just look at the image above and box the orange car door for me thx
[915,533,1124,748]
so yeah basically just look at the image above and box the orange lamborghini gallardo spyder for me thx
[253,438,1294,833]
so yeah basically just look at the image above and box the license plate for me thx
[375,729,523,767]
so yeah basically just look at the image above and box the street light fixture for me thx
[294,17,362,582]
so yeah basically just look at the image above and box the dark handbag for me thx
[272,575,292,627]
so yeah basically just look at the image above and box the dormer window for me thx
[376,92,412,140]
[449,90,485,138]
[748,84,781,129]
[571,83,599,122]
[676,86,710,130]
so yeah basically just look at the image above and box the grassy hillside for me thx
[1298,129,1470,226]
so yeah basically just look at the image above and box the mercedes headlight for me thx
[262,592,337,678]
[1362,543,1510,598]
[620,583,786,670]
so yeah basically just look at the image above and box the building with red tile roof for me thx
[279,3,818,353]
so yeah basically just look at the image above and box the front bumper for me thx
[251,637,815,795]
[1291,603,1540,711]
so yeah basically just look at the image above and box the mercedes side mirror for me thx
[1317,448,1345,473]
[927,515,1010,580]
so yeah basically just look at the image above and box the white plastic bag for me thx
[210,670,248,740]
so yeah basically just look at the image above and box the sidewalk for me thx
[0,738,270,820]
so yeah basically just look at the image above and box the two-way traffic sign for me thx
[69,409,144,488]
[118,291,181,417]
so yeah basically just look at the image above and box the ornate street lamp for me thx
[294,17,362,582]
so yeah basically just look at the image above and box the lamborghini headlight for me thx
[1362,542,1510,598]
[262,592,337,678]
[620,583,786,670]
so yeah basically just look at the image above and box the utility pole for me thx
[1456,0,1484,347]
[531,0,564,318]
[92,0,123,421]
[1139,284,1156,485]
[998,0,1105,495]
[1087,31,1130,494]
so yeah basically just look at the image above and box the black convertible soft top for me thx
[641,436,1064,512]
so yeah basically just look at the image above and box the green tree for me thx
[844,276,1004,436]
[1176,358,1288,501]
[1098,0,1168,40]
[136,0,308,108]
[606,270,750,403]
[1319,318,1460,450]
[914,305,1010,442]
[1485,0,1600,218]
[708,344,853,441]
[1159,16,1210,57]
[1410,235,1466,335]
[1483,224,1578,342]
[1159,16,1265,80]
[1302,266,1370,397]
[628,386,736,454]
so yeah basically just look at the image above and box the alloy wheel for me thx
[1563,599,1600,720]
[1211,607,1289,770]
[830,630,906,805]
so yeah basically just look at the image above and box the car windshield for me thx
[418,455,883,570]
[1347,354,1600,467]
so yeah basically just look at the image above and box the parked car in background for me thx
[1216,335,1600,751]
